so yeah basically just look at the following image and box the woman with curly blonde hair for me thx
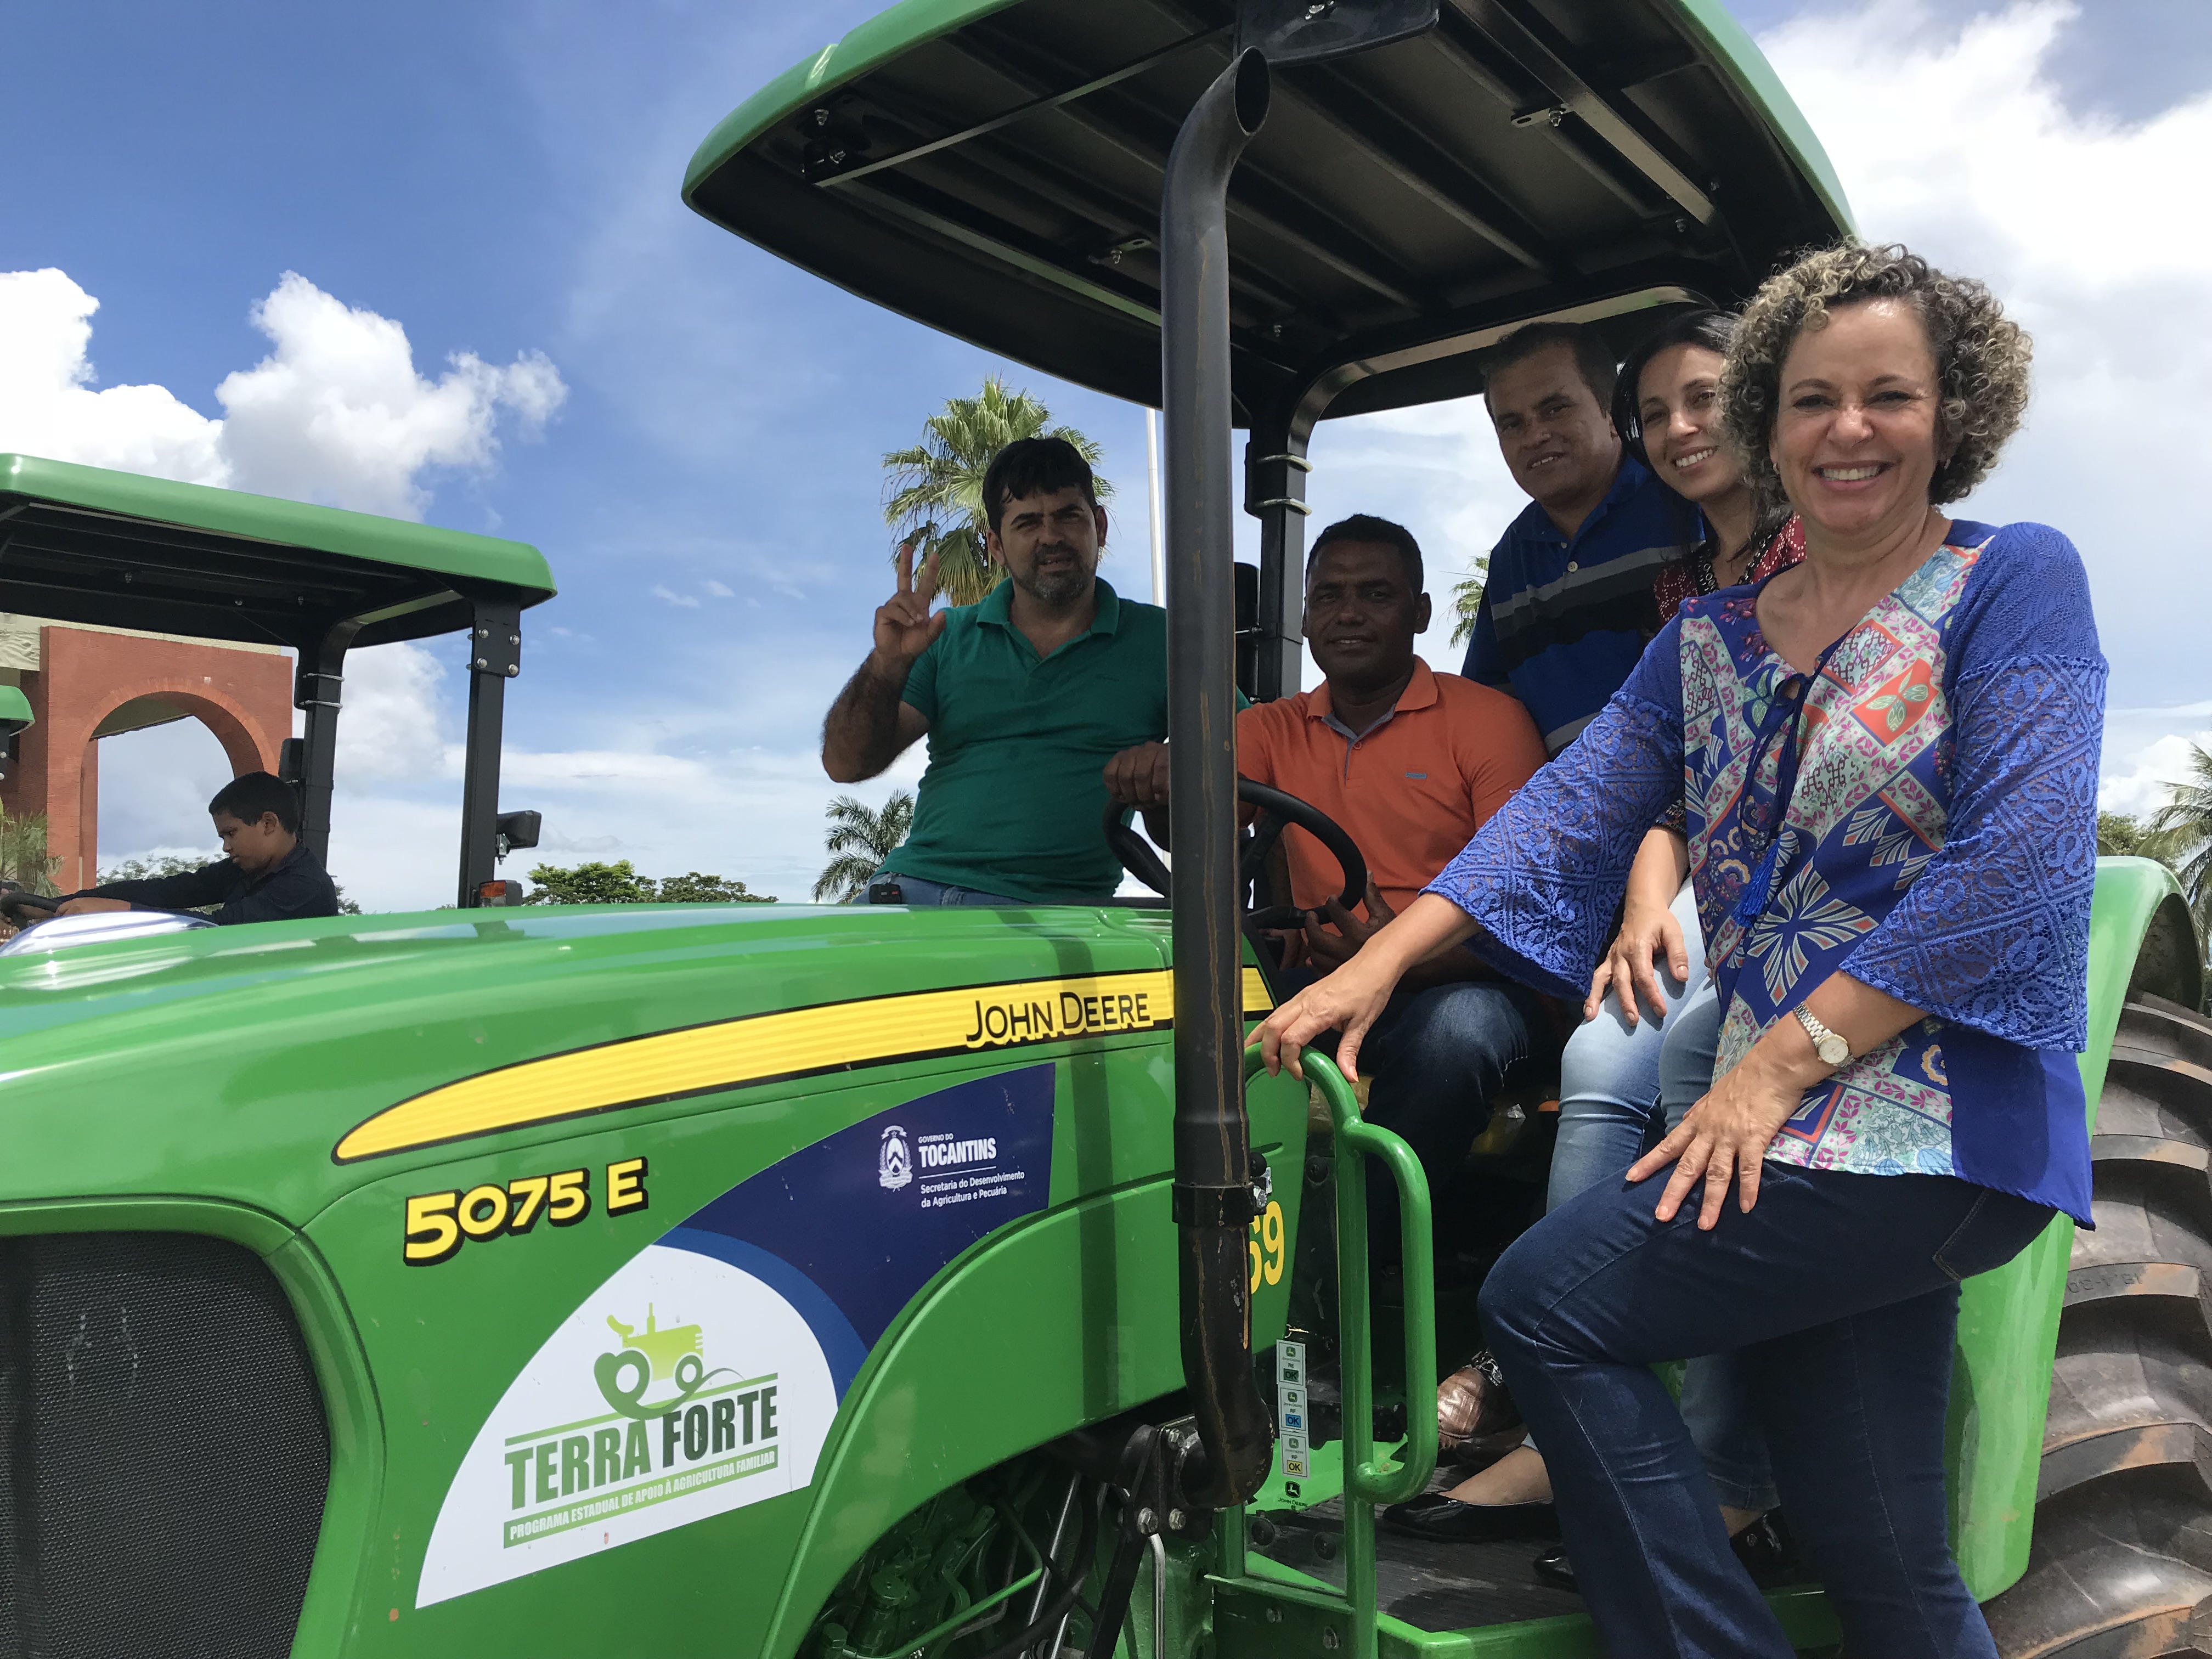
[1255,243,2101,1657]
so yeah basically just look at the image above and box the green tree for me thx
[815,791,915,902]
[94,853,217,916]
[655,872,776,904]
[98,853,205,886]
[1447,555,1491,649]
[882,377,1114,606]
[525,860,657,905]
[523,861,775,905]
[2147,740,2212,928]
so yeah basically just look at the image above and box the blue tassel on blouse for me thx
[1734,838,1782,924]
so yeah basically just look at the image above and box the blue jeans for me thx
[1656,981,1724,1122]
[1364,980,1549,1244]
[1531,887,1752,1491]
[864,873,1034,906]
[1480,1164,2053,1658]
[1547,882,1708,1211]
[1655,983,1777,1514]
[1294,975,1549,1252]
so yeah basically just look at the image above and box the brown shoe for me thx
[1436,1350,1521,1456]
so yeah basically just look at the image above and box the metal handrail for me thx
[1243,1045,1437,1659]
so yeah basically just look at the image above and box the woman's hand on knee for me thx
[1626,1056,1799,1228]
[1587,898,1689,1026]
[1580,957,1615,1022]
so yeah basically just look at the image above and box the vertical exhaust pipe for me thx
[1161,45,1271,1510]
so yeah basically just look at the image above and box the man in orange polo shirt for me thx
[1104,515,1552,1227]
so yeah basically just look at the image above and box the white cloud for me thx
[1295,2,2211,791]
[93,719,238,870]
[704,579,735,599]
[1749,0,2212,804]
[0,267,565,519]
[1754,0,2212,713]
[93,616,929,912]
[335,642,451,780]
[2102,733,2207,819]
[0,269,228,484]
[217,272,566,518]
[2099,701,2212,817]
[325,793,465,913]
[650,584,701,608]
[497,748,718,791]
[293,624,910,908]
[1295,402,1522,683]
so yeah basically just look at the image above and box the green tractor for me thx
[1,4,2205,1657]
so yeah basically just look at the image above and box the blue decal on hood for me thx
[672,1064,1054,1392]
[655,1227,872,1398]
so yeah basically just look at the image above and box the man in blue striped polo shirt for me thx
[1457,322,1692,754]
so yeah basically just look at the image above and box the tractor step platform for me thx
[1250,1471,1583,1632]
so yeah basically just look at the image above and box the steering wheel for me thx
[1102,777,1368,930]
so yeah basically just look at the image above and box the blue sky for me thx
[3,0,2208,907]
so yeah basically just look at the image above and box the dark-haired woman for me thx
[1409,312,1803,1565]
[1268,244,2096,1656]
[1559,311,1806,1206]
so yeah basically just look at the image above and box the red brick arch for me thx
[0,627,293,892]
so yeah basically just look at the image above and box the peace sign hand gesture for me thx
[874,538,949,667]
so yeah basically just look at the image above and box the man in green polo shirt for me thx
[821,437,1164,905]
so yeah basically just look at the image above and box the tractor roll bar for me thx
[286,594,524,909]
[290,619,360,867]
[457,597,523,906]
[1161,45,1273,1513]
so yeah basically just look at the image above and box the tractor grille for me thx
[0,1233,330,1659]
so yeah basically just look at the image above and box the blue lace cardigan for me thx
[1425,521,2105,1223]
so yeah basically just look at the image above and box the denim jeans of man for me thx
[1295,974,1548,1252]
[1547,882,1708,1210]
[1479,1163,2053,1658]
[863,873,1033,906]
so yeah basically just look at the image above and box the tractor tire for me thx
[1986,996,2212,1658]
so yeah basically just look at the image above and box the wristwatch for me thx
[1795,1005,1851,1069]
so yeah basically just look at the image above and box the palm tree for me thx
[2097,811,2184,863]
[815,791,916,902]
[882,378,1114,606]
[1448,555,1491,648]
[0,809,58,895]
[2148,740,2212,927]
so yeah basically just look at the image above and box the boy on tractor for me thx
[42,771,337,927]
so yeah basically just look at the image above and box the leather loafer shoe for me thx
[1381,1491,1561,1542]
[1436,1350,1521,1457]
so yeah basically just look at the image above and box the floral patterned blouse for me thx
[1425,521,2105,1223]
[1652,515,1806,625]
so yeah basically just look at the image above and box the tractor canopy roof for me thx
[0,453,556,652]
[686,0,1852,428]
